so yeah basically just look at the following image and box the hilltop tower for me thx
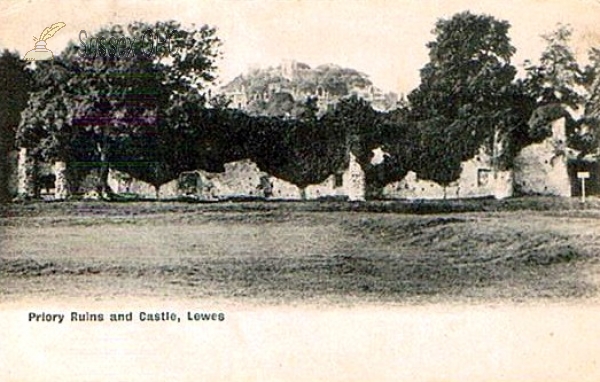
[281,59,298,80]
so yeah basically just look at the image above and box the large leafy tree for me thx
[0,50,32,202]
[249,113,347,198]
[522,25,584,110]
[256,95,416,198]
[584,48,600,120]
[577,47,600,156]
[321,96,379,164]
[367,107,419,195]
[407,11,519,182]
[17,20,222,198]
[522,25,599,157]
[413,116,463,193]
[320,96,388,195]
[17,59,87,198]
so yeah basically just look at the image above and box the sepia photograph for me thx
[1,0,600,380]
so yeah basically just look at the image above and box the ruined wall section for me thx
[107,153,366,201]
[381,147,512,200]
[12,120,572,201]
[343,152,366,201]
[16,148,37,198]
[513,118,571,197]
[7,150,19,197]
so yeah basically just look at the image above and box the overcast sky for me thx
[2,0,600,94]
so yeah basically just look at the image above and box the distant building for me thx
[221,60,398,114]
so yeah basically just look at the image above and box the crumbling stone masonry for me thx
[16,148,37,199]
[513,117,571,197]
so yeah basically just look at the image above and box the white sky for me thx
[2,0,600,94]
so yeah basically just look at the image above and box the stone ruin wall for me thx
[513,118,572,197]
[381,147,513,200]
[107,152,366,201]
[7,150,19,196]
[8,118,576,202]
[382,118,572,200]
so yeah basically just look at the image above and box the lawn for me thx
[1,198,599,304]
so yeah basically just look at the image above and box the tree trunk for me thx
[53,160,70,200]
[154,185,160,200]
[300,186,307,200]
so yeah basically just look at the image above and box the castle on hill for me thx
[220,60,400,115]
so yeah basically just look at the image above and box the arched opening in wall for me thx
[477,168,491,187]
[38,174,56,197]
[334,172,344,188]
[259,175,273,198]
[178,172,201,197]
[33,162,57,200]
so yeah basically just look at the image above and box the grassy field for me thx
[1,197,600,304]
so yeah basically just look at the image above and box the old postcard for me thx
[1,0,600,381]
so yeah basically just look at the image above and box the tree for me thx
[16,58,92,198]
[16,20,222,198]
[522,24,599,157]
[0,50,32,202]
[584,48,600,118]
[82,21,220,197]
[264,92,296,117]
[367,107,418,196]
[319,96,383,194]
[247,113,346,199]
[495,81,538,167]
[296,96,319,122]
[522,25,584,110]
[414,116,463,195]
[407,11,519,181]
[577,47,600,156]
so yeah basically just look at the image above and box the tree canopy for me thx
[407,11,520,184]
[16,20,223,197]
[521,24,600,157]
[0,50,32,202]
[10,12,600,201]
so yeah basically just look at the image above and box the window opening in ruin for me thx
[334,172,343,188]
[477,168,492,187]
[178,172,200,196]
